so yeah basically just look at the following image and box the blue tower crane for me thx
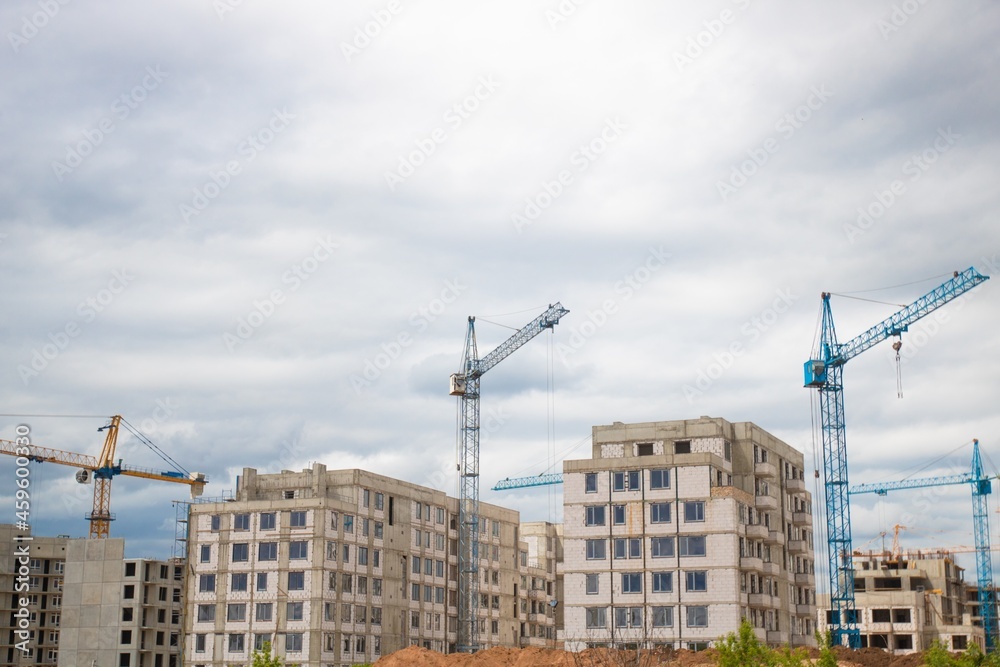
[491,472,564,491]
[449,303,569,652]
[849,439,997,650]
[804,267,989,648]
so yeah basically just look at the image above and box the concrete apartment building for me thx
[562,417,817,650]
[818,551,986,653]
[57,538,184,667]
[0,525,67,667]
[183,463,557,667]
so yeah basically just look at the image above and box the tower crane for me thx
[849,439,997,649]
[804,267,989,647]
[0,415,207,538]
[449,303,568,652]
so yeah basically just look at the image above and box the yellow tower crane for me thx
[0,415,207,538]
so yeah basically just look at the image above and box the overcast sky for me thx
[1,1,999,583]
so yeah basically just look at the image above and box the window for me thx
[255,542,276,561]
[436,560,445,578]
[612,504,626,525]
[290,510,306,527]
[343,544,350,563]
[651,502,671,523]
[342,573,353,593]
[197,604,215,622]
[231,573,248,592]
[377,492,385,511]
[586,573,599,594]
[357,576,368,595]
[651,536,675,558]
[652,606,673,627]
[199,545,210,563]
[893,609,912,623]
[121,629,132,645]
[613,537,641,560]
[411,583,420,601]
[613,470,640,491]
[228,633,245,653]
[362,518,370,537]
[585,472,598,493]
[344,514,354,533]
[674,440,691,454]
[359,547,369,566]
[363,488,370,508]
[210,514,220,531]
[650,469,670,489]
[435,506,444,523]
[872,608,891,623]
[585,607,607,629]
[289,541,308,559]
[686,605,708,627]
[254,633,271,651]
[123,584,135,599]
[232,513,249,531]
[680,535,707,557]
[374,549,381,568]
[621,572,642,593]
[285,632,303,652]
[412,557,421,574]
[232,543,249,562]
[195,634,206,653]
[685,571,707,591]
[227,604,246,621]
[646,571,671,595]
[122,607,133,622]
[684,501,705,522]
[373,579,382,596]
[375,522,384,539]
[614,606,643,628]
[586,539,607,560]
[287,601,303,621]
[288,571,304,591]
[198,575,215,593]
[259,512,275,530]
[585,506,606,526]
[637,442,654,456]
[256,572,267,591]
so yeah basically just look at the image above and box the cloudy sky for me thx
[1,0,999,582]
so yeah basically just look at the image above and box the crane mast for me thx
[805,267,989,647]
[450,303,568,652]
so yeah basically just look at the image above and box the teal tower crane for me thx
[850,439,997,650]
[449,303,568,652]
[804,267,989,647]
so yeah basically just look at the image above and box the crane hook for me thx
[892,338,903,398]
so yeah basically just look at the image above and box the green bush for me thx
[717,619,775,667]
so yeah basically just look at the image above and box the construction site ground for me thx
[373,645,934,667]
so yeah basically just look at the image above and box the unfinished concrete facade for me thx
[562,417,816,650]
[183,464,556,667]
[57,538,184,667]
[0,525,67,667]
[817,552,985,653]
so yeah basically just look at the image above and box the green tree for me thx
[249,641,283,667]
[717,619,775,667]
[956,642,984,667]
[925,640,955,667]
[773,645,808,667]
[815,630,837,667]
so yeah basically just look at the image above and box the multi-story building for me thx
[518,522,562,647]
[57,538,185,667]
[562,417,816,650]
[0,525,67,667]
[818,551,985,653]
[183,464,557,667]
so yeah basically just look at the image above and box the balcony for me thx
[792,511,811,526]
[788,539,808,554]
[768,530,786,545]
[796,604,814,616]
[746,524,769,540]
[762,562,780,577]
[740,556,764,571]
[785,477,806,493]
[794,572,815,586]
[767,630,790,645]
[748,593,777,607]
[755,495,778,511]
[755,461,777,479]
